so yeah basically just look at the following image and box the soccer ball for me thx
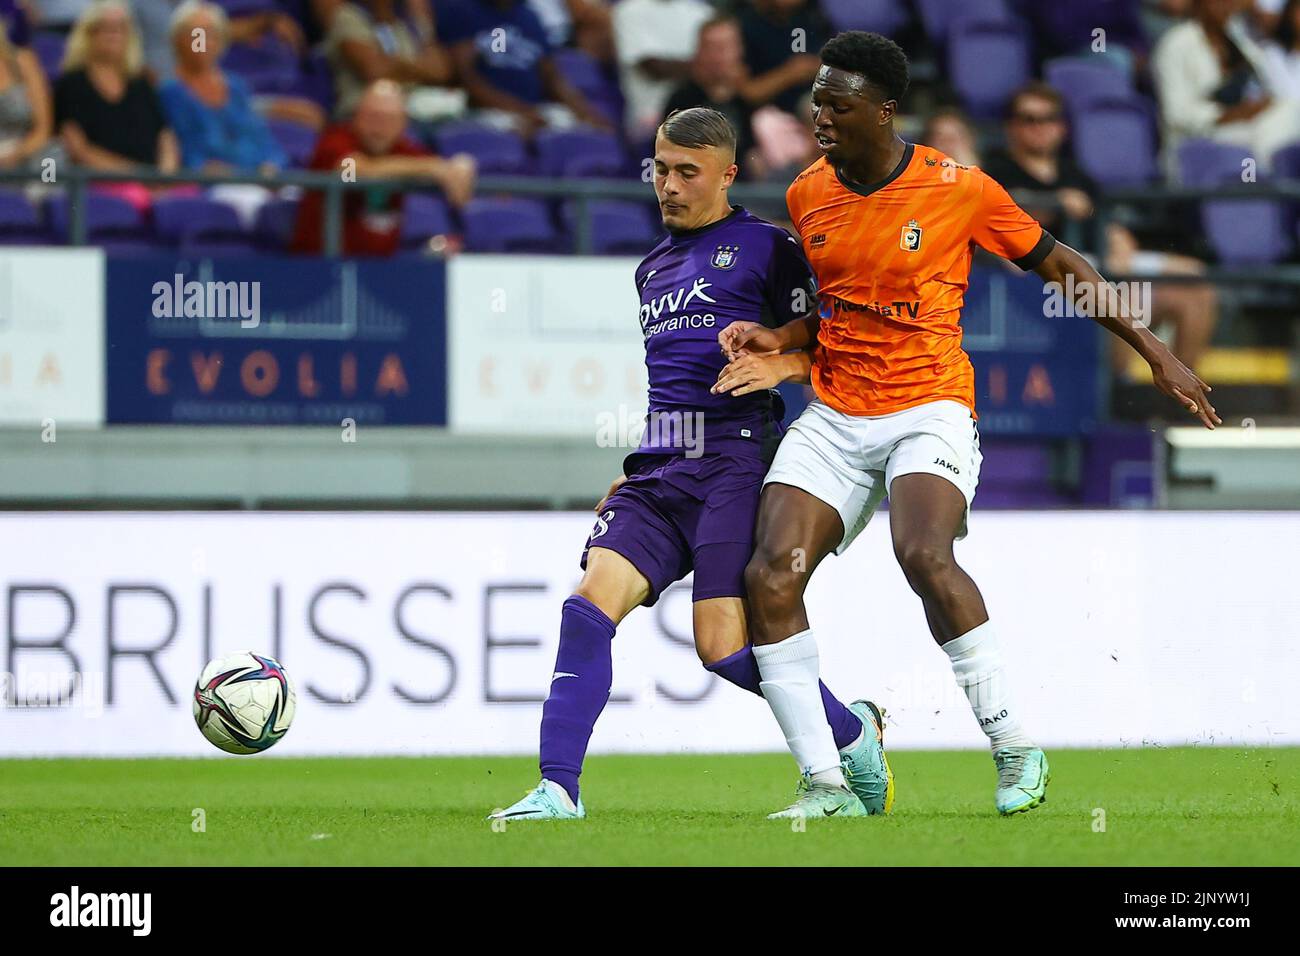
[192,652,297,754]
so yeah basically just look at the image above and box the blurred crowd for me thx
[0,0,1296,348]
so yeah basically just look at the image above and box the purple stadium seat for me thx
[221,36,300,95]
[400,193,456,250]
[431,122,530,175]
[152,195,254,254]
[947,18,1031,119]
[266,119,318,167]
[461,198,556,252]
[1268,141,1300,180]
[1072,96,1158,186]
[46,192,148,243]
[917,0,1010,44]
[1044,57,1134,117]
[31,32,66,80]
[212,0,279,17]
[549,48,621,126]
[0,190,49,244]
[534,128,626,178]
[253,197,300,251]
[563,200,660,255]
[822,0,909,36]
[1177,139,1293,265]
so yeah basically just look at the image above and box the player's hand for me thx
[595,475,626,512]
[712,353,788,397]
[1150,353,1220,429]
[718,320,782,360]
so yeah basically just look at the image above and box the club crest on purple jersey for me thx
[711,244,740,269]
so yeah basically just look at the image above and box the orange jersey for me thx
[786,142,1054,417]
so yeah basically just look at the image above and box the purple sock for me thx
[538,594,616,804]
[706,644,862,751]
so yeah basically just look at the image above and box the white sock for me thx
[753,629,846,786]
[942,621,1035,752]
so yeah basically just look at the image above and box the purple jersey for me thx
[633,205,816,462]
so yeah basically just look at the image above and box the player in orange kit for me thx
[713,31,1220,818]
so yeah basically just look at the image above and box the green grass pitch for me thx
[2,747,1296,866]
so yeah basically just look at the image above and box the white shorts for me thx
[763,398,983,554]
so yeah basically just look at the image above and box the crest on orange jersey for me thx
[900,219,923,252]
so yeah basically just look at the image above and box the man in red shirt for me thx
[293,80,476,256]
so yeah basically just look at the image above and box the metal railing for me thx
[5,166,1300,281]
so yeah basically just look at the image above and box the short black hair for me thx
[820,31,910,104]
[658,107,737,158]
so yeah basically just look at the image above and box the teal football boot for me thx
[993,747,1050,815]
[840,699,895,815]
[488,780,585,821]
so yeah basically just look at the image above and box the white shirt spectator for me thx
[613,0,711,139]
[1152,13,1300,174]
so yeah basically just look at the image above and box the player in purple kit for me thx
[489,108,890,821]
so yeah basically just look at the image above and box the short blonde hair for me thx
[169,0,230,51]
[62,0,144,76]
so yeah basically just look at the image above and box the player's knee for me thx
[894,539,954,593]
[743,554,802,616]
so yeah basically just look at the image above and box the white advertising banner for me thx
[0,248,105,426]
[0,511,1295,757]
[448,255,648,436]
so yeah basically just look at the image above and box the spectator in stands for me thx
[0,5,56,170]
[1261,0,1300,97]
[439,0,612,135]
[531,0,615,63]
[326,0,454,118]
[736,0,828,116]
[160,2,286,173]
[292,79,476,255]
[664,16,757,176]
[981,84,1218,374]
[54,0,178,174]
[613,0,712,141]
[136,1,306,84]
[1152,0,1300,173]
[920,107,980,167]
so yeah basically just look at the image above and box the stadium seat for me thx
[431,122,531,175]
[947,18,1031,119]
[534,128,626,178]
[1269,141,1300,180]
[221,36,300,95]
[563,200,661,255]
[1071,96,1158,186]
[821,0,910,36]
[212,0,280,14]
[399,193,456,251]
[0,190,49,244]
[46,192,148,243]
[252,196,301,251]
[31,32,66,80]
[152,195,256,255]
[550,48,622,126]
[266,118,319,168]
[1177,139,1293,265]
[917,0,1010,44]
[1044,57,1134,118]
[461,197,557,252]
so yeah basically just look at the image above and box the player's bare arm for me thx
[717,314,819,359]
[1033,243,1221,430]
[711,350,813,397]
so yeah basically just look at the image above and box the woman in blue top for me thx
[158,0,287,174]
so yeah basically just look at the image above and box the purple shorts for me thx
[580,453,767,606]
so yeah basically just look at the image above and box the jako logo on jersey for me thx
[711,244,740,269]
[934,457,959,475]
[639,277,717,327]
[979,709,1008,727]
[590,509,614,540]
[809,233,827,246]
[900,219,923,252]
